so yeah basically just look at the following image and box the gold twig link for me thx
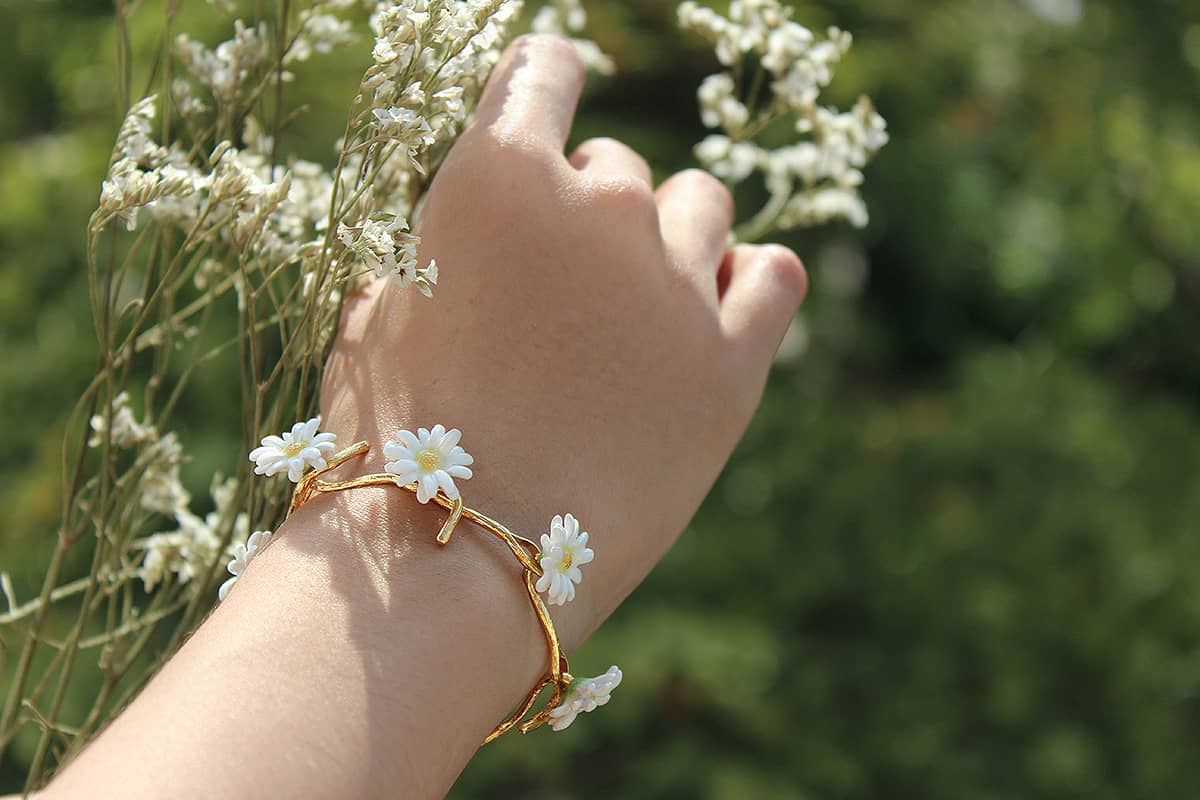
[284,441,571,742]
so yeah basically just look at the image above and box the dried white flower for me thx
[549,666,623,732]
[679,0,887,233]
[535,513,594,606]
[248,416,338,482]
[697,73,748,132]
[337,215,437,294]
[88,392,156,449]
[383,424,474,504]
[218,529,273,601]
[137,512,219,592]
[362,0,525,169]
[176,20,273,106]
[287,12,356,64]
[139,433,191,514]
[695,135,762,183]
[531,0,614,75]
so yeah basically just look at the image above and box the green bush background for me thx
[2,0,1199,796]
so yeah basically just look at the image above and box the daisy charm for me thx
[218,529,273,602]
[548,666,623,732]
[248,416,337,482]
[536,513,594,606]
[383,424,474,503]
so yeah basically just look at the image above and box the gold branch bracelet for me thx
[283,439,590,742]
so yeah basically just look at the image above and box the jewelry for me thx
[251,419,621,741]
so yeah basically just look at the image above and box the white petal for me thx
[287,459,305,482]
[441,428,462,450]
[445,464,472,480]
[436,470,459,499]
[397,429,420,449]
[549,708,577,731]
[248,445,277,462]
[382,440,409,460]
[218,576,237,601]
[387,465,419,484]
[390,458,419,473]
[429,423,446,445]
[416,473,438,503]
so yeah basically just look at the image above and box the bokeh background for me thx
[3,0,1200,796]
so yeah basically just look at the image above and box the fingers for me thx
[473,34,586,149]
[719,243,808,358]
[569,138,652,185]
[656,170,734,290]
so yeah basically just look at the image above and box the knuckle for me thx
[511,33,585,80]
[759,244,808,302]
[589,176,657,214]
[674,168,733,214]
[581,136,624,152]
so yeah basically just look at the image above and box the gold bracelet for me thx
[247,419,622,742]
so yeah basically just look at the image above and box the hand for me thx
[43,34,808,800]
[321,33,807,646]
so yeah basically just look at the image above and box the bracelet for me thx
[245,417,622,742]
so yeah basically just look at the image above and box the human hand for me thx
[321,33,808,647]
[37,34,809,800]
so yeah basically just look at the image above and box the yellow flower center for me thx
[559,550,574,571]
[415,448,442,472]
[283,441,305,457]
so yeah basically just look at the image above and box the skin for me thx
[39,34,806,799]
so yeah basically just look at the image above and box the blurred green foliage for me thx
[2,0,1199,796]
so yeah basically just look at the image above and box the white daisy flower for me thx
[383,424,474,504]
[549,666,623,732]
[218,529,272,601]
[248,416,337,482]
[535,513,594,606]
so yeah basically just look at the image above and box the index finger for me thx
[472,34,586,150]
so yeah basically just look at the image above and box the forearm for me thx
[46,483,571,799]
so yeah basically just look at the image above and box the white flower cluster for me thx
[363,0,523,163]
[88,392,156,449]
[679,0,887,233]
[531,0,614,75]
[137,432,192,515]
[287,9,358,64]
[337,214,438,294]
[176,20,274,106]
[96,96,203,232]
[84,392,195,515]
[96,99,337,281]
[137,476,248,593]
[206,138,337,270]
[549,666,623,731]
